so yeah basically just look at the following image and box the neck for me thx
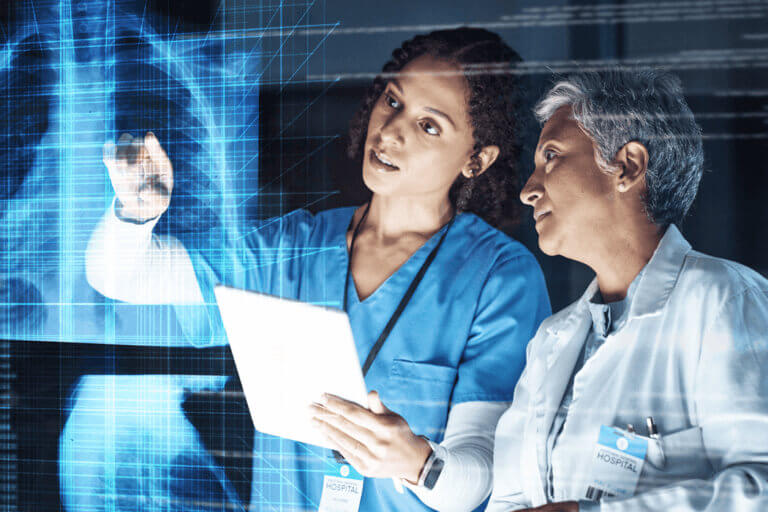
[585,220,664,303]
[362,194,454,241]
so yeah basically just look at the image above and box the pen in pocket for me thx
[646,416,666,467]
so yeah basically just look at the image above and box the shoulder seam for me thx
[700,284,768,338]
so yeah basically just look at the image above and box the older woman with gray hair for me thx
[488,68,768,511]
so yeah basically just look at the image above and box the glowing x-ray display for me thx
[0,0,260,344]
[1,1,262,510]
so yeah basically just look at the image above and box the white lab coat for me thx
[488,225,768,511]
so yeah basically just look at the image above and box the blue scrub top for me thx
[188,206,551,511]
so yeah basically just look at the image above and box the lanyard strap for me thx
[343,203,456,377]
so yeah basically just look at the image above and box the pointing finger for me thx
[144,131,169,165]
[143,132,173,195]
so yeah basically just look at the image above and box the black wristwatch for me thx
[417,440,445,490]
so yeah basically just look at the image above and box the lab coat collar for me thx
[543,281,595,356]
[544,224,691,342]
[627,224,691,319]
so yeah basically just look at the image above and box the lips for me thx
[369,149,400,172]
[534,210,551,222]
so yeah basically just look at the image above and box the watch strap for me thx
[416,439,445,490]
[423,455,444,490]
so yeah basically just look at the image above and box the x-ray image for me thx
[2,1,259,510]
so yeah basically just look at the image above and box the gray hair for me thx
[534,69,704,227]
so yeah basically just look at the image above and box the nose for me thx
[519,169,543,206]
[378,112,405,147]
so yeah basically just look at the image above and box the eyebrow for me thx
[389,79,457,129]
[537,130,563,147]
[424,107,456,129]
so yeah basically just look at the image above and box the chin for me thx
[538,243,559,256]
[361,164,379,192]
[361,163,397,196]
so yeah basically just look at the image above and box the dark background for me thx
[247,0,768,311]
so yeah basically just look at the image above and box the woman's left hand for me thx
[519,502,579,512]
[310,391,432,483]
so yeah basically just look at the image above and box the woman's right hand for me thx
[103,131,174,222]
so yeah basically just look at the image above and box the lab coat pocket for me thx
[384,359,458,440]
[637,426,714,494]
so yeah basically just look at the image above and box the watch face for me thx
[423,457,445,490]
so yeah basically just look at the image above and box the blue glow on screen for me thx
[0,0,260,347]
[0,1,264,510]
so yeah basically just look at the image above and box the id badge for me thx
[318,462,364,512]
[585,425,647,501]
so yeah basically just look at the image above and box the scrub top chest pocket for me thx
[383,359,458,441]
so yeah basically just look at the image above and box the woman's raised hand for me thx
[103,132,174,222]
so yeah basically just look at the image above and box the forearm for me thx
[408,401,510,512]
[86,199,204,304]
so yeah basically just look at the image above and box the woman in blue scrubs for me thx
[86,28,550,511]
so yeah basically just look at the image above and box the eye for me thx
[384,93,401,110]
[419,120,440,136]
[544,149,558,162]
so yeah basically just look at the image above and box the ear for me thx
[461,145,500,179]
[614,141,648,193]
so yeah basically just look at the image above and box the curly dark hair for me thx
[347,27,524,228]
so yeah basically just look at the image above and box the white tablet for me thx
[213,285,368,448]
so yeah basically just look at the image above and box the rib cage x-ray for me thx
[1,0,259,344]
[0,0,767,510]
[2,1,259,509]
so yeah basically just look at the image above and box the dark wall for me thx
[250,0,768,311]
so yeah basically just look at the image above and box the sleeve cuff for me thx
[111,197,162,228]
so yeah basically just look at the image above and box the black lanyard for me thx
[343,203,456,377]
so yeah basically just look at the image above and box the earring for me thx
[618,183,627,192]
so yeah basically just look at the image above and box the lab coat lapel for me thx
[535,307,591,431]
[529,280,596,502]
[536,279,597,403]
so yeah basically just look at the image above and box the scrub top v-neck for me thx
[344,227,443,308]
[188,206,551,512]
[343,207,452,311]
